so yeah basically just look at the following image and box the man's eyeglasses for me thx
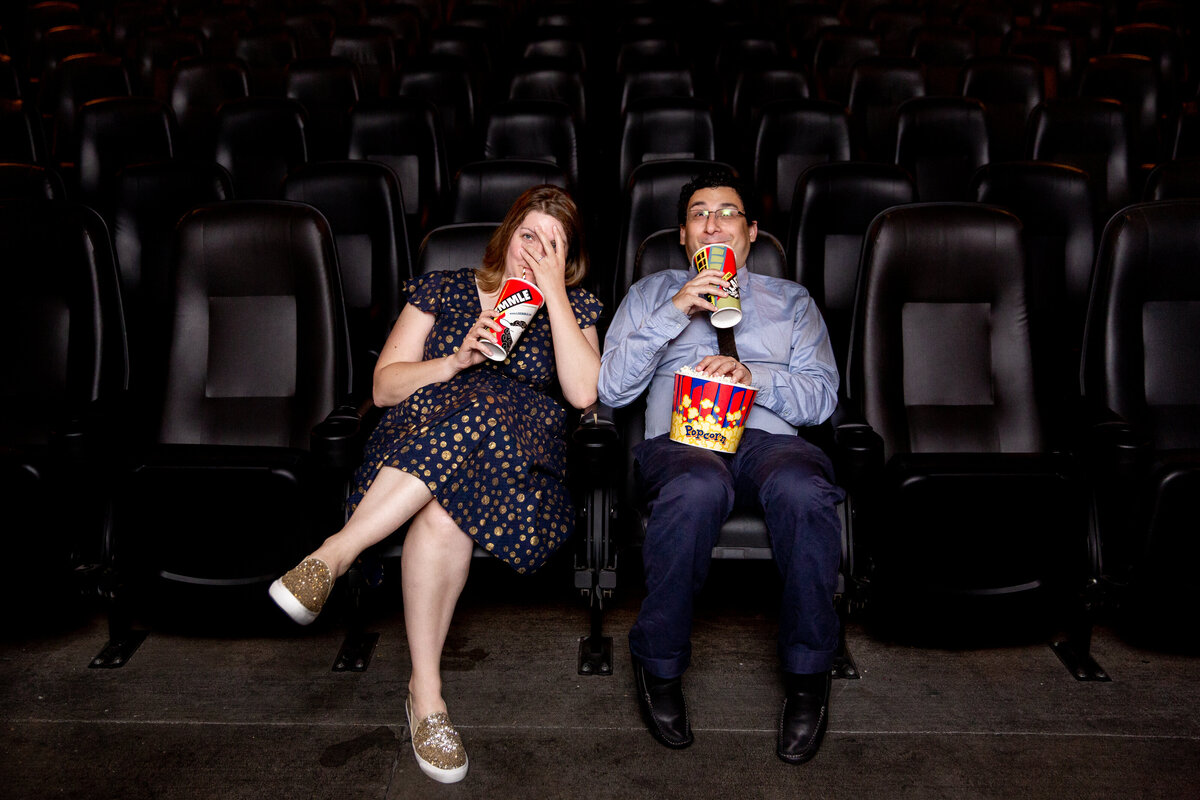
[689,207,746,222]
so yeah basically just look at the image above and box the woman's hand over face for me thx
[522,219,567,297]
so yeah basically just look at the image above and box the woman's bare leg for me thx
[308,466,435,578]
[401,499,475,721]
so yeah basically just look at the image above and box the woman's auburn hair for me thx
[476,185,588,293]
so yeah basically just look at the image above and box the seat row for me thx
[5,186,1200,665]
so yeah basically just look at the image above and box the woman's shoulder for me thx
[405,267,478,310]
[567,284,603,327]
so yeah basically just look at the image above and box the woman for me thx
[269,185,602,784]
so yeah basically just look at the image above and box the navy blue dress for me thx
[347,268,602,573]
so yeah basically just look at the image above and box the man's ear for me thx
[679,225,687,246]
[748,220,758,243]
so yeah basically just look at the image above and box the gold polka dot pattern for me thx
[348,268,602,574]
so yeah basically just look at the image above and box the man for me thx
[597,169,844,763]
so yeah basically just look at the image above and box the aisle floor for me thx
[2,561,1198,800]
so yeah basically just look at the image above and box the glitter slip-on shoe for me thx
[406,694,469,783]
[268,557,332,625]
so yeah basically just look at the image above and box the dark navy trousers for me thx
[629,428,845,678]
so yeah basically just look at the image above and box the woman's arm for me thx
[524,221,601,409]
[371,301,499,408]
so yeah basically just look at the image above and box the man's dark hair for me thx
[677,168,754,226]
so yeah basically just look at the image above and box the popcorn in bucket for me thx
[669,366,757,453]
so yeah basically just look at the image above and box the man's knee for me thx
[648,456,734,517]
[760,460,841,514]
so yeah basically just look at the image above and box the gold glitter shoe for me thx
[405,694,468,784]
[268,557,332,625]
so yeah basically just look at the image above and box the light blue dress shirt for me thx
[598,268,840,438]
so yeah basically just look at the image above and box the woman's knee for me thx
[408,500,475,557]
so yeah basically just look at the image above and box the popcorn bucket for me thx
[691,243,742,329]
[480,277,545,361]
[668,368,757,453]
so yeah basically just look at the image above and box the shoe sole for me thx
[268,579,319,626]
[406,696,468,784]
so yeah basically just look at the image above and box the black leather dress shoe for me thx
[777,670,831,764]
[632,659,693,749]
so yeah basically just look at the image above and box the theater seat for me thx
[0,162,65,199]
[95,201,360,663]
[448,159,568,223]
[617,97,716,196]
[1143,159,1200,200]
[482,99,580,189]
[971,160,1098,413]
[75,96,175,220]
[844,202,1090,647]
[1026,97,1132,218]
[751,98,852,236]
[789,161,916,376]
[959,54,1045,162]
[1081,199,1200,648]
[1,201,127,627]
[212,96,308,199]
[167,56,251,161]
[895,96,989,201]
[111,159,235,428]
[348,96,450,253]
[284,160,412,401]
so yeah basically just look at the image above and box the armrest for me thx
[310,404,365,471]
[571,402,620,471]
[573,402,618,445]
[1086,406,1151,477]
[49,415,88,463]
[830,403,884,485]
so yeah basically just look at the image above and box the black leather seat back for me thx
[958,54,1044,162]
[284,160,411,398]
[76,96,175,218]
[895,96,989,201]
[284,56,362,161]
[213,97,309,200]
[449,159,568,223]
[751,98,851,232]
[161,200,347,448]
[790,161,916,377]
[853,202,1041,459]
[972,160,1097,409]
[0,201,127,448]
[348,96,450,244]
[483,99,580,189]
[618,97,715,194]
[167,56,250,160]
[416,222,498,275]
[1027,97,1131,218]
[1144,159,1200,200]
[1083,200,1200,450]
[113,160,234,418]
[847,56,926,162]
[0,162,65,199]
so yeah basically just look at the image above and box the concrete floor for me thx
[2,560,1198,800]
